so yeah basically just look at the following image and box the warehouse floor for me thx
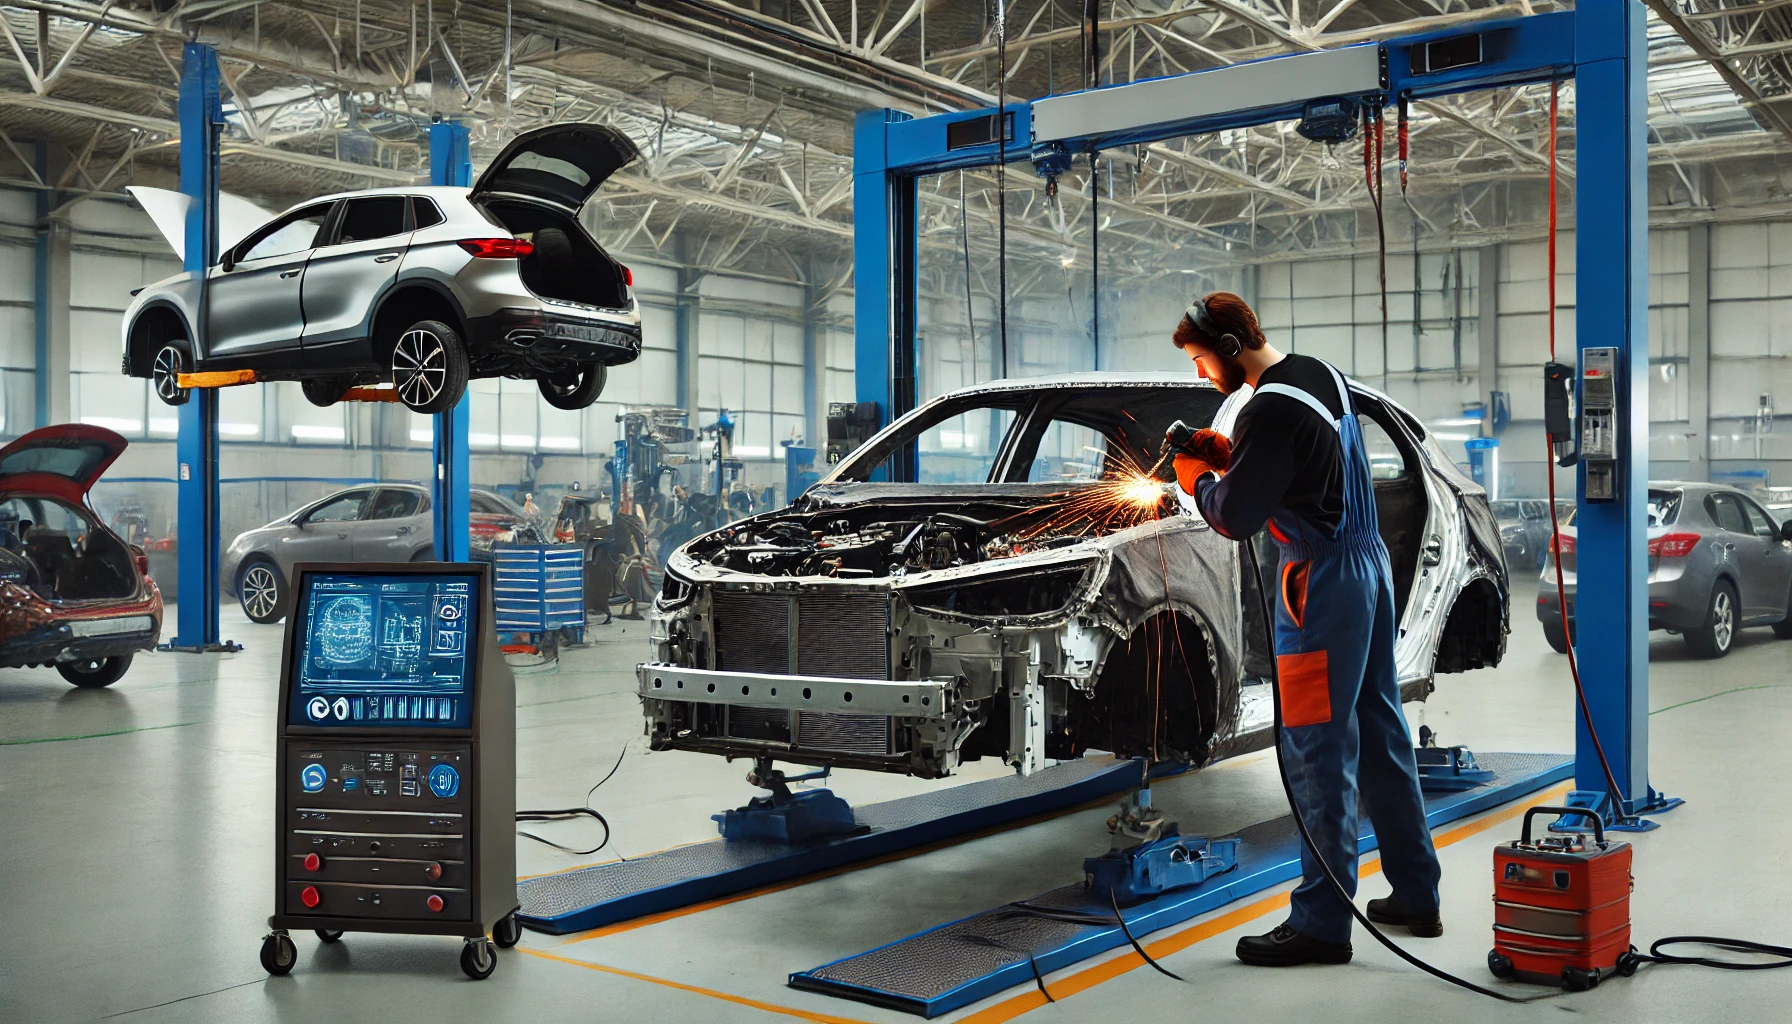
[4,578,1791,1023]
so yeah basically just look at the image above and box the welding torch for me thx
[1148,420,1232,493]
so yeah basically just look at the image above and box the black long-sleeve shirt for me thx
[1194,354,1346,540]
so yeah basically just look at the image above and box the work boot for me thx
[1235,923,1352,966]
[1366,896,1443,937]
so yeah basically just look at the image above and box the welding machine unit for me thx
[1488,806,1636,991]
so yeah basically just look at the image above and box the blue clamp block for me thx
[1416,745,1497,792]
[1083,831,1240,905]
[713,788,862,845]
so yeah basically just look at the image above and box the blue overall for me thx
[1257,362,1441,943]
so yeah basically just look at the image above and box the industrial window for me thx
[698,312,805,458]
[333,197,408,244]
[367,489,422,520]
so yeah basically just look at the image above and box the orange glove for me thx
[1184,428,1232,472]
[1174,454,1217,496]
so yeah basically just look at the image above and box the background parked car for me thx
[1491,498,1552,571]
[0,425,163,687]
[225,484,536,623]
[1537,482,1792,658]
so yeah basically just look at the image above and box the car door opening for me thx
[0,498,139,602]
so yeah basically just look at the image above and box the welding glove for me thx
[1171,429,1232,496]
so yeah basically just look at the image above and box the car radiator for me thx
[711,590,895,756]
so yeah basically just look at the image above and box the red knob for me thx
[303,853,322,872]
[423,862,442,881]
[426,894,444,913]
[300,885,321,909]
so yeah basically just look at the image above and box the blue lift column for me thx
[171,42,228,651]
[851,109,915,482]
[430,121,472,561]
[1566,0,1678,828]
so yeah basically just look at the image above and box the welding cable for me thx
[996,0,1011,379]
[1244,535,1555,1003]
[996,896,1189,981]
[515,745,628,856]
[961,934,1055,1002]
[1397,94,1410,194]
[1627,936,1792,972]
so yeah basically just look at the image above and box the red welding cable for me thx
[1398,94,1410,194]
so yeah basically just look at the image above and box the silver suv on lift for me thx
[120,124,642,414]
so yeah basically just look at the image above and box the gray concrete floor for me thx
[3,577,1790,1022]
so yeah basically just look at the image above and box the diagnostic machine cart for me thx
[258,563,518,980]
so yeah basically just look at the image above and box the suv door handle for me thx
[374,253,399,263]
[397,525,411,535]
[280,269,301,278]
[1422,537,1442,567]
[337,532,349,540]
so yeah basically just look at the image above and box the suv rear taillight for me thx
[1649,532,1701,558]
[458,238,535,258]
[1552,534,1575,556]
[621,264,633,287]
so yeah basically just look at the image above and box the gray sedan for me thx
[1537,482,1792,657]
[225,484,534,623]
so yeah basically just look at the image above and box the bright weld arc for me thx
[994,444,1172,547]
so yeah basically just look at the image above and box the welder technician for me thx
[1168,292,1443,967]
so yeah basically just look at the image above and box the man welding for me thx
[1167,292,1442,967]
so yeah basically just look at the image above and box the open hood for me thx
[472,124,638,214]
[126,186,276,263]
[0,424,128,502]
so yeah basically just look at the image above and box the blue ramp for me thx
[519,757,1178,935]
[789,751,1572,1018]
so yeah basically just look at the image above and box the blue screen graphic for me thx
[288,572,479,728]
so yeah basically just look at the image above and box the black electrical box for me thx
[827,401,881,465]
[259,562,517,980]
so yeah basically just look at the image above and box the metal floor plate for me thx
[519,757,1171,934]
[790,751,1574,1018]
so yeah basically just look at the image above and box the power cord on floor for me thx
[515,745,628,857]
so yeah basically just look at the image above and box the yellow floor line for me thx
[517,946,875,1024]
[953,780,1574,1024]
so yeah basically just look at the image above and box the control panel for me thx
[263,562,515,981]
[1580,347,1619,503]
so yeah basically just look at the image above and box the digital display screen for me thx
[287,572,478,728]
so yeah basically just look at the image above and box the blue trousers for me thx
[1274,538,1441,943]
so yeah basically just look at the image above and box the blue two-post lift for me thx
[853,0,1674,829]
[169,44,474,651]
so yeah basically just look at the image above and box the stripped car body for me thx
[640,373,1508,779]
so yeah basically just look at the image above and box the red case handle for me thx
[1521,805,1605,846]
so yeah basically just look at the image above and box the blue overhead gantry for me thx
[169,48,476,642]
[853,0,1669,829]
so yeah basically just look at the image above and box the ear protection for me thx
[1185,298,1242,359]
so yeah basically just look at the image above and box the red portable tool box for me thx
[1488,805,1634,991]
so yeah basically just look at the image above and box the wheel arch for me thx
[369,282,469,368]
[1435,572,1508,673]
[125,302,196,377]
[1063,606,1226,766]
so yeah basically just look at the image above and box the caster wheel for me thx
[1561,966,1599,992]
[461,938,497,980]
[493,911,522,949]
[315,929,344,943]
[1618,952,1640,978]
[1487,950,1514,980]
[260,932,297,976]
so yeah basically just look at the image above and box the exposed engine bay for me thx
[684,490,1166,580]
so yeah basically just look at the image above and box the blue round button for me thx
[428,763,460,799]
[300,763,328,793]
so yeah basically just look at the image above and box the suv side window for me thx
[1741,496,1779,538]
[333,196,409,244]
[306,489,371,523]
[411,197,444,229]
[1705,493,1750,534]
[368,489,422,520]
[237,203,332,263]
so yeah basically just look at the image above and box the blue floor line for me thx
[518,757,1183,935]
[788,752,1573,1018]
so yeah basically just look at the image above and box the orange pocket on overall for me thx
[1281,559,1311,628]
[1276,649,1331,727]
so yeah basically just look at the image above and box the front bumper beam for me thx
[637,663,953,720]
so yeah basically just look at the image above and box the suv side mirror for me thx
[1781,519,1792,543]
[219,251,235,273]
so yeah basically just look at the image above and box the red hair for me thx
[1175,291,1267,351]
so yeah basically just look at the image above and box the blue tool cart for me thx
[491,543,586,655]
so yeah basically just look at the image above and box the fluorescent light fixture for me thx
[469,432,499,446]
[733,445,771,458]
[290,424,345,441]
[501,433,535,448]
[148,417,178,435]
[1433,432,1473,442]
[410,427,433,443]
[80,415,143,432]
[217,422,259,436]
[538,435,580,450]
[1431,416,1483,427]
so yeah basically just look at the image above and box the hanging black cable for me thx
[1091,151,1100,371]
[516,745,628,857]
[995,0,1010,378]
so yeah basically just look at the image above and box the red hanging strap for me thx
[1547,81,1559,361]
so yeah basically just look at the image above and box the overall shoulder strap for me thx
[1254,382,1339,427]
[1320,359,1354,416]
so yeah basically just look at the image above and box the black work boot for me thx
[1366,896,1443,937]
[1235,922,1353,966]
